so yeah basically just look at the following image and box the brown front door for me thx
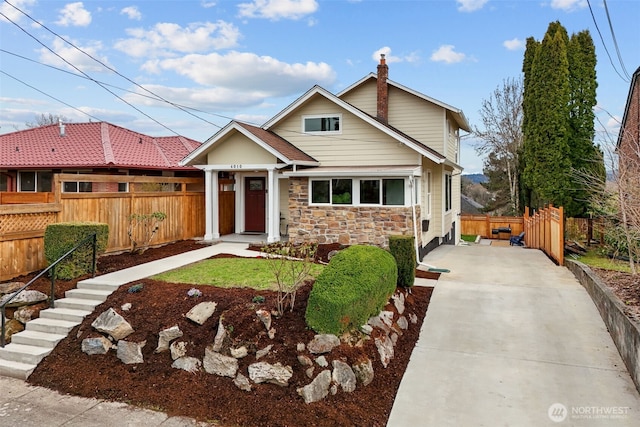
[245,177,265,232]
[218,178,235,235]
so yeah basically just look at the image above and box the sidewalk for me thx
[387,243,640,426]
[0,241,257,427]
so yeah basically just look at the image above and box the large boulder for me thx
[0,290,48,308]
[172,357,201,373]
[352,358,375,386]
[203,346,238,378]
[91,308,134,340]
[185,301,217,325]
[82,336,113,355]
[156,325,183,353]
[332,360,357,393]
[297,370,331,403]
[307,334,340,354]
[13,302,48,324]
[116,340,146,364]
[248,362,293,386]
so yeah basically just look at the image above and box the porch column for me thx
[267,167,279,243]
[204,169,220,241]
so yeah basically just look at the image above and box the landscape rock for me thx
[156,325,183,353]
[332,360,357,392]
[390,332,399,346]
[233,373,252,392]
[360,324,373,335]
[296,343,306,352]
[367,314,391,333]
[81,336,113,355]
[203,346,238,378]
[268,328,276,339]
[315,355,328,367]
[212,318,227,352]
[230,346,248,359]
[186,301,217,325]
[307,334,340,354]
[117,340,146,364]
[256,309,272,331]
[375,334,394,368]
[379,311,394,327]
[397,316,409,330]
[248,362,293,386]
[305,367,315,379]
[409,313,418,324]
[3,319,24,342]
[172,357,201,373]
[170,341,188,360]
[255,344,272,359]
[330,384,338,395]
[392,292,405,315]
[91,308,134,340]
[0,282,24,294]
[297,355,313,367]
[13,302,47,324]
[352,358,374,386]
[121,303,132,311]
[296,370,331,404]
[0,290,48,308]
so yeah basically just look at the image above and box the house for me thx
[0,121,202,197]
[181,55,470,257]
[617,66,640,175]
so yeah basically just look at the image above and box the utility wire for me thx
[0,70,103,122]
[3,0,225,130]
[0,9,183,135]
[603,0,632,81]
[586,0,629,83]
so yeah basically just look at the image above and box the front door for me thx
[245,177,266,232]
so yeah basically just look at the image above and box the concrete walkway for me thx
[388,243,640,426]
[0,241,258,427]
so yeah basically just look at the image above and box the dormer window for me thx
[303,114,341,134]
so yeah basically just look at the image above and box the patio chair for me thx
[510,231,525,246]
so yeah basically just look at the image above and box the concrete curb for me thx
[566,259,640,394]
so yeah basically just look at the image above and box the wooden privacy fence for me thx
[0,174,205,281]
[523,205,564,265]
[460,214,524,239]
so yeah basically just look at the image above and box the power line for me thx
[0,7,183,135]
[602,0,632,81]
[586,0,630,83]
[0,70,103,122]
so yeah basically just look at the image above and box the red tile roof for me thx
[0,122,201,170]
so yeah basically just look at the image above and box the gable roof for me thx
[262,85,450,165]
[0,122,201,170]
[338,73,471,132]
[617,66,640,149]
[181,121,318,167]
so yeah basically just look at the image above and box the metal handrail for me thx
[1,233,97,347]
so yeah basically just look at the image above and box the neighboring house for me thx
[0,121,202,195]
[617,66,640,173]
[181,55,471,257]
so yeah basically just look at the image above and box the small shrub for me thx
[128,283,144,293]
[128,211,166,254]
[44,222,109,279]
[388,235,416,288]
[305,245,397,335]
[187,288,202,298]
[252,295,265,304]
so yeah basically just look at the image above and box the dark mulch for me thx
[19,240,433,427]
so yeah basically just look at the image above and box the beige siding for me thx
[270,94,418,167]
[207,133,277,165]
[340,79,377,116]
[430,166,444,237]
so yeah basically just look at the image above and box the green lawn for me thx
[151,257,325,290]
[461,234,477,243]
[573,250,633,273]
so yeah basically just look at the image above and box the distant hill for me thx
[462,173,488,184]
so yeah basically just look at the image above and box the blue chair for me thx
[510,232,525,246]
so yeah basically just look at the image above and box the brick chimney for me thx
[377,54,389,123]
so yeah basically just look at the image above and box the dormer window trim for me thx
[302,114,342,135]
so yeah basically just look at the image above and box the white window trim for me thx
[444,172,453,213]
[309,177,409,207]
[302,114,342,135]
[424,169,432,219]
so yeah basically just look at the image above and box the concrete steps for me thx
[0,277,118,380]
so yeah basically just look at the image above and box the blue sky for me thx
[1,0,638,174]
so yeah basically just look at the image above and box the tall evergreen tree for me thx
[521,21,603,217]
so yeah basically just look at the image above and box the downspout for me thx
[409,175,447,272]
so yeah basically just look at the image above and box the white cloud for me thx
[201,1,217,8]
[121,6,142,21]
[56,2,92,27]
[456,0,488,12]
[39,38,113,73]
[238,0,318,21]
[0,0,36,23]
[372,47,420,64]
[503,38,525,51]
[549,0,587,11]
[430,45,466,64]
[115,21,241,58]
[144,51,336,99]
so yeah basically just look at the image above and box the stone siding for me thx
[287,177,420,247]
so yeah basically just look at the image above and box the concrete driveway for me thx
[388,243,640,426]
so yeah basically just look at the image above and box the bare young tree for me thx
[473,77,524,215]
[25,113,70,128]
